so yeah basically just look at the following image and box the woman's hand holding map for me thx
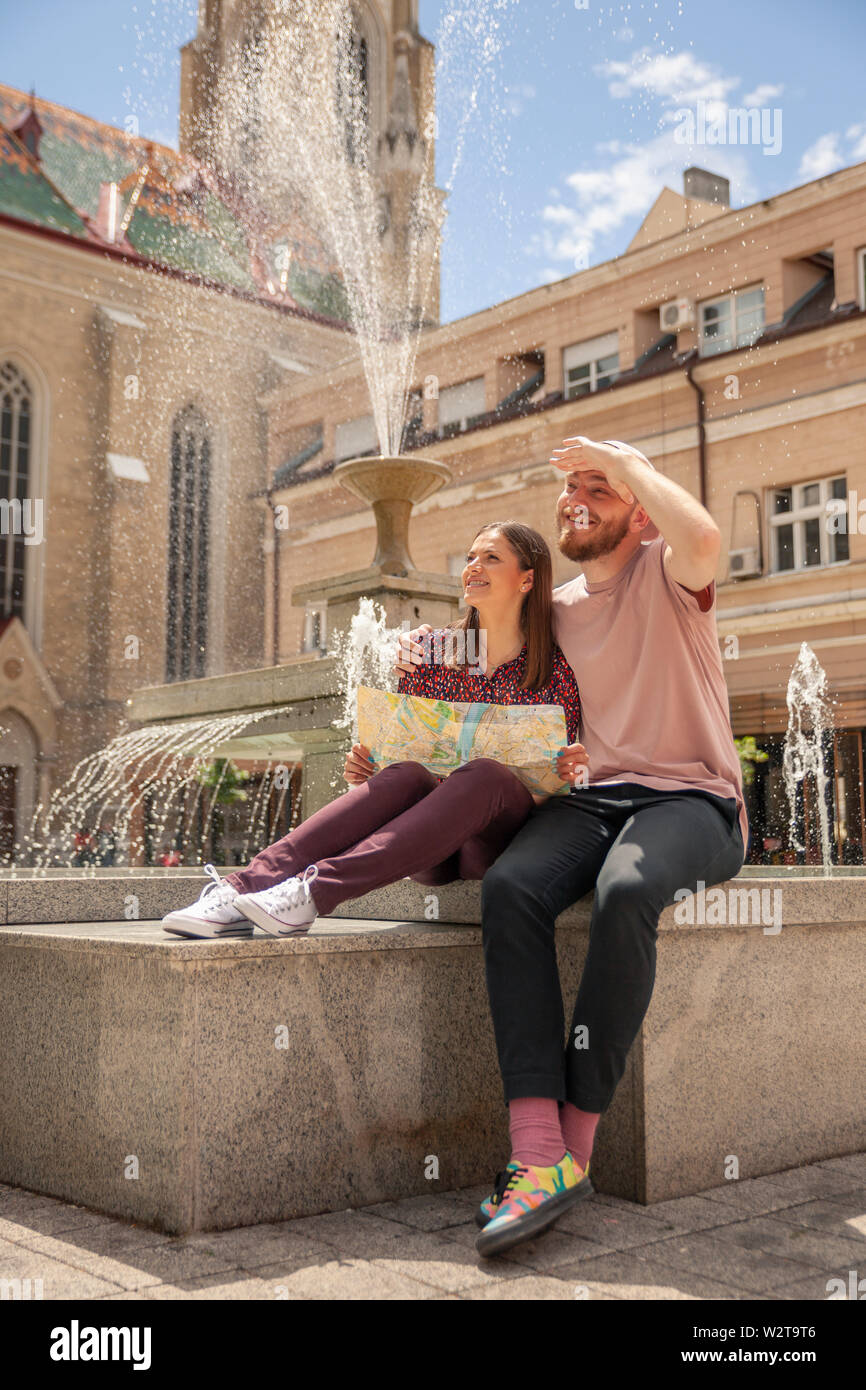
[344,743,377,786]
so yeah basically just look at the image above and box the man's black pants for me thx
[481,783,746,1113]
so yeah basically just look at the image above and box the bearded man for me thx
[397,435,747,1256]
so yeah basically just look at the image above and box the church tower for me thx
[178,0,443,326]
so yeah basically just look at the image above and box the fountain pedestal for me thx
[291,454,462,632]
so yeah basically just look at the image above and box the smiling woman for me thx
[447,519,558,690]
[162,518,583,938]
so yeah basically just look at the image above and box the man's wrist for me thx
[612,452,653,489]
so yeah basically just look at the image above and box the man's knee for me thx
[482,852,545,914]
[593,864,663,925]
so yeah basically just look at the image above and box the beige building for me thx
[269,160,866,865]
[1,0,865,864]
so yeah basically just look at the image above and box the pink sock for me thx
[508,1097,566,1167]
[559,1102,601,1173]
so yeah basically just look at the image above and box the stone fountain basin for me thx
[0,870,864,1231]
[334,454,452,506]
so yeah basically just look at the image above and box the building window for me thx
[335,414,378,462]
[336,26,369,165]
[239,26,266,160]
[858,247,866,312]
[400,389,424,451]
[0,362,32,623]
[437,377,486,437]
[699,284,765,356]
[165,406,211,682]
[562,332,619,400]
[302,605,327,654]
[769,475,849,574]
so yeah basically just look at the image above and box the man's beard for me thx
[557,507,634,562]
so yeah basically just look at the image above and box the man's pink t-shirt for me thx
[552,536,749,850]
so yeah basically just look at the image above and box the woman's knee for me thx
[376,760,436,794]
[453,757,521,794]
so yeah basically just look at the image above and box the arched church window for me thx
[165,405,210,682]
[0,362,32,622]
[240,26,267,158]
[336,25,370,165]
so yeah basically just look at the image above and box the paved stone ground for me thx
[2,1153,865,1301]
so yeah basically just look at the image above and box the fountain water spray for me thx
[782,642,835,876]
[211,0,516,455]
[17,709,298,873]
[327,595,404,756]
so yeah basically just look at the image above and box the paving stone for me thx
[769,1196,866,1239]
[553,1199,683,1252]
[772,1264,865,1301]
[621,1231,830,1296]
[462,1274,617,1300]
[3,1158,865,1300]
[175,1225,334,1271]
[0,1240,124,1299]
[16,1219,170,1260]
[20,1229,245,1292]
[0,1194,117,1242]
[698,1176,823,1217]
[107,1272,276,1300]
[708,1214,866,1270]
[548,1250,768,1301]
[494,1228,612,1273]
[270,1210,413,1256]
[823,1186,866,1214]
[749,1166,864,1201]
[620,1194,748,1235]
[813,1155,866,1182]
[250,1256,443,1300]
[360,1192,480,1232]
[369,1242,526,1295]
[457,1183,498,1207]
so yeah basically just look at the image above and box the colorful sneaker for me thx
[475,1153,592,1257]
[161,864,252,938]
[234,865,319,937]
[475,1162,521,1228]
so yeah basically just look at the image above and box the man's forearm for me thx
[618,455,720,586]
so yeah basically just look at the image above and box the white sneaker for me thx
[162,864,253,938]
[234,865,319,937]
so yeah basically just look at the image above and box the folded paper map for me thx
[356,685,570,797]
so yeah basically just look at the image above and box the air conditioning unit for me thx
[659,298,695,332]
[728,547,761,579]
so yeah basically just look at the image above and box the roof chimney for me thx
[95,182,122,243]
[683,167,730,207]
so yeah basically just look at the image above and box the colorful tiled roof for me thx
[0,83,350,323]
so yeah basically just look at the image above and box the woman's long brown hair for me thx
[441,520,556,691]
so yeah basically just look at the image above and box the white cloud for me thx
[527,46,785,273]
[505,82,537,117]
[742,83,784,107]
[528,130,753,268]
[850,128,866,160]
[797,123,866,177]
[798,132,844,180]
[598,49,739,106]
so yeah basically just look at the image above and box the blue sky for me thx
[2,0,865,321]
